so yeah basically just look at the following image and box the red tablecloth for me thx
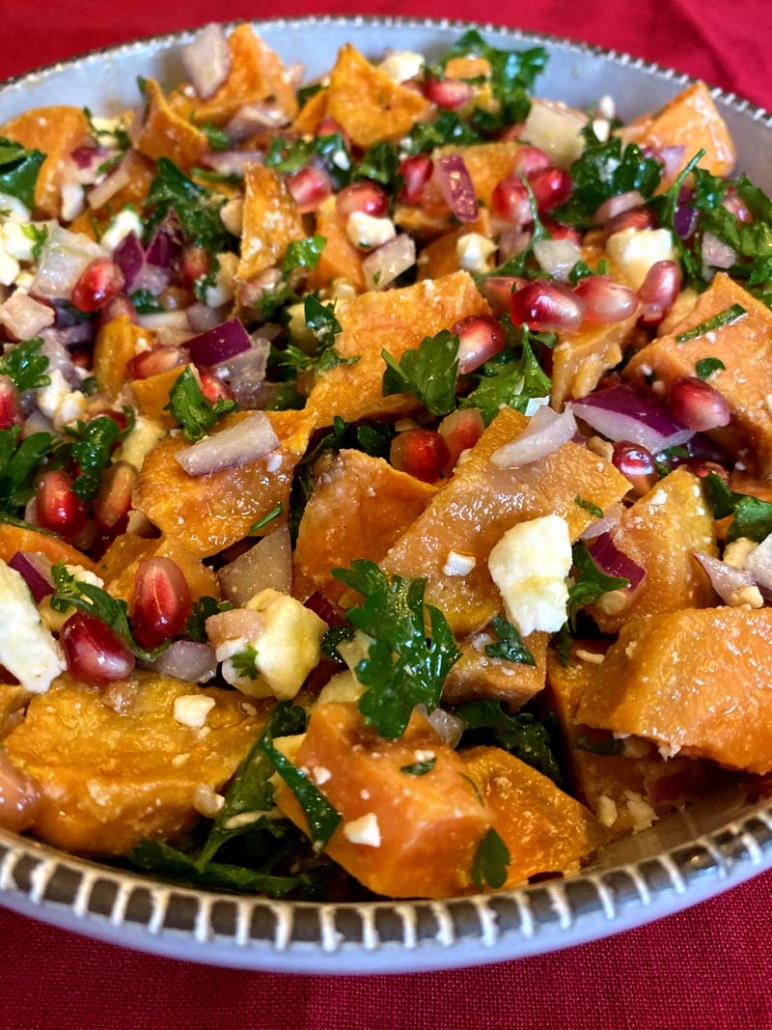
[2,1,772,1027]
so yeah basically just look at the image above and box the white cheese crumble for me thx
[605,227,679,290]
[311,766,332,785]
[487,515,572,637]
[204,251,239,307]
[596,795,619,828]
[173,693,216,729]
[342,812,381,848]
[220,197,244,237]
[0,559,65,694]
[456,233,496,274]
[345,212,396,250]
[117,416,167,471]
[36,369,88,430]
[101,208,144,252]
[441,550,477,577]
[378,50,424,83]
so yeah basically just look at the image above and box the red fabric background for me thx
[2,2,772,1026]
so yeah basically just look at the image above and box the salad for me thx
[0,23,770,902]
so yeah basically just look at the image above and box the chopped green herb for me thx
[455,700,562,783]
[381,329,459,417]
[249,502,284,535]
[703,472,772,543]
[568,260,596,286]
[351,141,403,199]
[461,323,551,425]
[575,495,604,518]
[129,289,165,314]
[282,236,326,275]
[191,116,230,151]
[145,157,231,254]
[676,304,746,343]
[83,107,132,152]
[231,644,260,680]
[320,625,356,663]
[470,827,510,891]
[695,357,726,380]
[164,365,237,443]
[0,427,53,514]
[265,133,352,191]
[260,732,342,851]
[654,444,690,479]
[0,136,46,209]
[64,409,135,501]
[0,337,50,391]
[484,615,536,666]
[185,596,232,643]
[574,734,625,755]
[567,543,630,627]
[20,222,48,262]
[400,758,437,776]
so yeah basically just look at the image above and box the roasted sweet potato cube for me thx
[93,315,151,400]
[131,364,188,426]
[0,106,90,218]
[304,271,491,426]
[589,466,717,633]
[274,702,494,899]
[135,78,209,171]
[461,746,604,886]
[551,314,638,409]
[326,44,432,147]
[292,88,328,134]
[382,407,630,635]
[97,534,220,608]
[132,410,315,558]
[417,214,492,281]
[305,210,366,294]
[441,629,548,708]
[237,163,305,281]
[3,672,271,855]
[625,274,772,475]
[576,607,772,774]
[0,523,95,573]
[293,449,438,603]
[620,82,736,185]
[0,684,27,740]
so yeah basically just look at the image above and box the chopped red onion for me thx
[38,334,82,386]
[202,150,264,178]
[69,145,104,172]
[182,23,231,100]
[497,228,531,263]
[427,708,465,749]
[87,160,131,210]
[136,310,191,332]
[570,383,695,453]
[145,213,183,270]
[219,526,292,604]
[580,502,623,540]
[0,291,55,339]
[594,190,644,225]
[144,640,217,683]
[744,536,772,592]
[226,101,291,140]
[174,411,280,476]
[532,238,582,282]
[40,322,97,351]
[8,551,54,603]
[433,154,478,223]
[674,188,698,240]
[215,338,271,409]
[701,231,737,271]
[362,233,416,291]
[113,232,145,290]
[590,533,646,589]
[31,225,106,300]
[131,262,170,296]
[186,302,224,334]
[489,405,577,468]
[186,318,252,368]
[693,551,755,605]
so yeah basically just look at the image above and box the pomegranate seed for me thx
[71,257,125,313]
[638,260,682,326]
[594,190,645,225]
[335,180,389,220]
[398,154,433,204]
[180,244,211,286]
[94,460,136,534]
[390,429,450,482]
[0,375,23,430]
[126,344,186,380]
[424,76,473,110]
[669,376,731,432]
[439,407,485,469]
[604,207,655,239]
[132,557,192,648]
[526,167,572,213]
[540,218,581,245]
[574,276,639,324]
[479,276,522,317]
[199,371,233,404]
[611,441,658,497]
[0,750,41,834]
[286,166,332,214]
[512,145,551,178]
[491,177,532,226]
[510,280,585,332]
[451,314,506,374]
[36,470,88,538]
[61,611,136,685]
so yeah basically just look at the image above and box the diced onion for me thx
[745,535,772,592]
[490,405,577,468]
[590,533,647,589]
[693,551,756,605]
[570,383,695,453]
[174,411,280,476]
[361,233,416,291]
[219,526,292,604]
[0,291,55,339]
[186,318,252,368]
[7,551,54,603]
[87,160,131,210]
[427,708,465,749]
[433,154,478,223]
[182,23,231,100]
[226,101,291,140]
[532,238,583,282]
[31,225,105,299]
[113,231,145,291]
[144,640,217,683]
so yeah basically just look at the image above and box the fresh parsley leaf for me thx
[647,150,706,285]
[695,357,726,380]
[297,83,323,106]
[231,644,259,680]
[355,419,394,458]
[470,827,510,891]
[461,324,551,425]
[0,427,53,513]
[654,444,690,479]
[320,625,355,663]
[575,495,604,518]
[265,133,352,191]
[703,472,772,543]
[401,110,482,155]
[64,410,134,502]
[484,615,535,665]
[574,733,625,755]
[282,236,326,276]
[567,543,630,627]
[249,502,284,535]
[676,304,746,343]
[568,260,596,286]
[191,116,230,151]
[129,289,165,314]
[555,137,662,228]
[145,157,230,254]
[185,596,232,643]
[0,338,50,391]
[456,700,562,783]
[351,142,402,199]
[21,222,48,262]
[83,108,132,152]
[0,137,46,209]
[332,560,461,739]
[164,365,237,443]
[381,329,459,417]
[305,295,342,350]
[283,296,354,375]
[400,758,437,776]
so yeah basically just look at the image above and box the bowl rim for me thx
[1,14,771,974]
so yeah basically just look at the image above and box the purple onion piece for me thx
[186,318,252,368]
[490,405,577,468]
[570,383,695,454]
[182,23,231,101]
[674,188,699,240]
[589,533,647,590]
[202,150,264,177]
[219,526,292,605]
[174,411,280,476]
[8,551,54,603]
[145,212,183,270]
[433,153,478,223]
[113,231,146,292]
[745,536,772,592]
[693,551,756,605]
[143,640,217,684]
[361,233,416,291]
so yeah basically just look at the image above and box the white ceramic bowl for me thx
[1,16,771,973]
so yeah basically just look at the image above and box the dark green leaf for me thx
[0,427,53,513]
[0,137,46,209]
[555,138,662,228]
[352,142,402,198]
[456,700,562,783]
[145,157,230,254]
[304,295,342,350]
[282,235,326,275]
[65,410,134,502]
[185,595,232,643]
[0,338,50,391]
[192,117,230,151]
[461,325,550,425]
[568,260,596,286]
[703,472,772,543]
[695,357,726,380]
[567,543,630,629]
[231,644,259,680]
[400,758,437,776]
[320,625,355,663]
[381,329,459,417]
[265,133,352,191]
[401,111,482,156]
[675,304,746,343]
[164,365,237,443]
[574,495,604,518]
[129,289,165,314]
[574,734,625,755]
[21,222,48,262]
[484,615,536,665]
[470,827,510,891]
[261,732,341,851]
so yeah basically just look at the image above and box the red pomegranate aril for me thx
[398,154,433,204]
[479,276,522,317]
[491,177,531,226]
[439,407,485,469]
[451,314,506,374]
[335,180,389,220]
[180,244,211,286]
[604,207,655,239]
[390,429,450,483]
[132,557,192,648]
[540,217,581,245]
[71,257,125,313]
[199,371,234,405]
[0,375,22,430]
[669,376,731,432]
[94,460,136,533]
[512,145,551,178]
[286,166,332,214]
[611,441,658,497]
[61,611,136,685]
[527,167,572,213]
[574,276,639,324]
[0,750,41,834]
[424,76,473,110]
[638,260,682,326]
[126,344,186,380]
[36,470,88,538]
[510,280,585,331]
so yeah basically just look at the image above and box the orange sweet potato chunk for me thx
[0,106,90,218]
[442,630,548,708]
[589,466,717,634]
[237,163,305,281]
[292,88,328,134]
[576,607,772,774]
[620,82,736,184]
[305,209,366,293]
[131,364,188,426]
[461,746,604,887]
[4,672,270,856]
[293,449,438,603]
[551,314,638,409]
[0,523,95,573]
[625,273,772,475]
[304,271,491,426]
[93,315,150,400]
[382,407,630,635]
[132,409,315,558]
[325,44,432,148]
[274,702,494,898]
[135,78,209,171]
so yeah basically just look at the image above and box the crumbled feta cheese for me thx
[311,766,332,785]
[60,181,86,222]
[64,564,105,590]
[342,812,381,847]
[456,232,496,274]
[605,227,679,289]
[220,197,244,237]
[36,369,88,430]
[622,790,657,832]
[488,515,572,637]
[596,94,616,120]
[591,118,610,142]
[0,559,65,694]
[194,783,225,817]
[346,212,396,250]
[378,50,424,83]
[205,251,239,307]
[413,750,435,763]
[117,416,167,471]
[0,244,20,286]
[521,99,586,169]
[441,550,477,577]
[173,693,216,729]
[0,192,31,222]
[723,537,757,570]
[101,208,143,252]
[728,584,764,609]
[596,795,618,828]
[2,221,36,263]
